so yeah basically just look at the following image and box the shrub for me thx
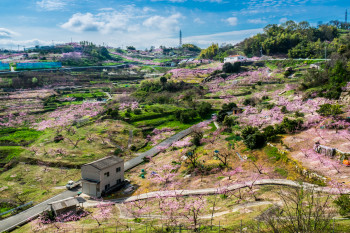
[106,108,119,119]
[280,117,303,133]
[334,195,350,217]
[241,126,266,149]
[191,131,203,146]
[316,103,343,116]
[217,110,228,123]
[114,148,123,156]
[223,62,241,73]
[180,112,191,123]
[130,145,137,151]
[281,106,288,113]
[198,102,212,117]
[221,102,237,112]
[263,125,278,142]
[133,109,142,115]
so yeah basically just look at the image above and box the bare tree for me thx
[65,137,83,148]
[258,185,336,233]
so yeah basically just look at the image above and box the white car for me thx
[66,180,80,190]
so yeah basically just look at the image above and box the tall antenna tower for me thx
[179,30,182,47]
[346,9,348,24]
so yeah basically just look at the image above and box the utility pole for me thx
[260,46,263,57]
[325,44,327,60]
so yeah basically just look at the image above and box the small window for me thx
[116,167,121,173]
[105,184,110,190]
[104,172,110,177]
[117,179,121,184]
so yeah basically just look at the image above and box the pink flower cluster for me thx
[0,112,35,128]
[119,101,139,111]
[35,102,103,130]
[240,106,285,127]
[147,128,175,146]
[171,136,192,148]
[151,164,180,187]
[110,52,161,65]
[62,52,82,59]
[168,67,221,79]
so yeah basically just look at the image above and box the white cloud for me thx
[279,17,288,23]
[248,18,268,24]
[62,5,183,36]
[184,28,263,46]
[225,17,238,26]
[36,0,67,11]
[0,28,18,39]
[194,17,204,24]
[0,39,54,49]
[61,11,130,33]
[143,13,183,32]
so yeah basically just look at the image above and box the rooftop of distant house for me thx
[83,156,123,171]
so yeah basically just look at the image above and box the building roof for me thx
[49,197,79,211]
[83,156,123,171]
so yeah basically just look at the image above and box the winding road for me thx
[0,120,210,232]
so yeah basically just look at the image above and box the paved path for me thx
[113,179,350,203]
[127,130,133,149]
[0,189,79,232]
[104,92,112,101]
[0,120,210,232]
[124,120,211,171]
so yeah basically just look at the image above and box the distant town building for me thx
[81,156,124,197]
[224,55,247,63]
[48,197,79,216]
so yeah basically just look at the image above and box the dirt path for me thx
[111,178,350,204]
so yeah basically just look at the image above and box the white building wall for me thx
[99,161,124,193]
[81,165,100,181]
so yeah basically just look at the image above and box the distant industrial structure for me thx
[346,9,348,24]
[179,30,182,47]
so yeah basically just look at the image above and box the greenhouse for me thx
[0,62,10,71]
[16,62,62,70]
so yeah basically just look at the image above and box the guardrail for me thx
[0,201,33,216]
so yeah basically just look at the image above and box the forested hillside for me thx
[200,21,350,60]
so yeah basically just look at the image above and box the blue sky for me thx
[0,0,349,49]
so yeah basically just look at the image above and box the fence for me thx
[16,62,62,70]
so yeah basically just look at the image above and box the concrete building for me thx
[48,197,79,216]
[81,156,124,197]
[224,55,247,63]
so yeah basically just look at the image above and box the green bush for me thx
[263,125,278,142]
[241,126,266,149]
[221,102,237,112]
[316,103,343,116]
[133,109,142,115]
[198,102,212,117]
[280,117,303,133]
[222,62,241,73]
[334,195,350,217]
